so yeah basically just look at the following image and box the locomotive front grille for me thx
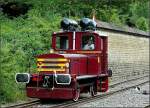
[37,58,68,72]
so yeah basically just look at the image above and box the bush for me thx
[136,17,148,31]
[0,0,148,104]
[0,4,61,103]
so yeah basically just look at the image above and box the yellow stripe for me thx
[37,68,65,72]
[37,58,67,62]
[37,63,66,67]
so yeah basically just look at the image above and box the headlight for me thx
[55,74,71,85]
[15,73,30,83]
[50,49,54,53]
[66,63,69,68]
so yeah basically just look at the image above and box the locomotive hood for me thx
[60,54,87,59]
[37,53,87,58]
[36,53,87,74]
[37,53,65,58]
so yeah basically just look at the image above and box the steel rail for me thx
[3,75,149,108]
[144,105,150,108]
[2,100,40,108]
[49,80,149,108]
[109,75,148,88]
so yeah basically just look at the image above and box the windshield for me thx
[56,36,69,50]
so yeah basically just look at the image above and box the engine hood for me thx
[36,53,87,73]
[60,54,87,59]
[37,53,87,59]
[37,53,65,58]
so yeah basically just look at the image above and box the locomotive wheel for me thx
[73,88,80,101]
[89,84,97,97]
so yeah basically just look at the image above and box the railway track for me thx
[144,105,150,108]
[48,80,149,108]
[109,75,148,88]
[2,100,40,108]
[3,75,149,108]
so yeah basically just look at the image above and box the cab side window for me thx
[56,36,69,50]
[82,35,95,50]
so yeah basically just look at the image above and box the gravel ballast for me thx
[80,82,149,107]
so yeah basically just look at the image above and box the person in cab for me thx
[83,38,95,50]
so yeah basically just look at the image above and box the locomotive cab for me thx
[16,18,112,101]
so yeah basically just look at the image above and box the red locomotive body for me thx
[16,18,112,101]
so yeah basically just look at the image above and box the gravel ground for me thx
[79,82,150,107]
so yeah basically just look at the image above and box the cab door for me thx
[97,36,108,74]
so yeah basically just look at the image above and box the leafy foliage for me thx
[0,0,149,104]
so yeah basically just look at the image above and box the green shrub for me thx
[0,0,148,104]
[136,17,148,31]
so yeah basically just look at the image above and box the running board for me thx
[77,75,97,80]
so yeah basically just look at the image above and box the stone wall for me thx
[108,31,149,83]
[97,21,149,84]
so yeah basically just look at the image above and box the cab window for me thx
[56,36,69,50]
[82,35,95,50]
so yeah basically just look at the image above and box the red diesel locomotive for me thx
[16,18,112,101]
